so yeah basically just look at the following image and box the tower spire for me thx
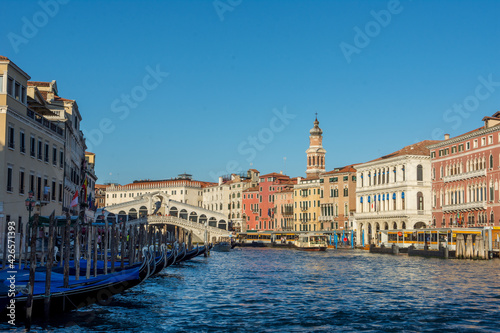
[305,116,326,178]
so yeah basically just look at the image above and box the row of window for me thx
[1,75,27,104]
[432,134,497,158]
[107,189,189,199]
[433,184,491,207]
[7,125,64,167]
[359,165,419,187]
[327,176,356,183]
[436,211,494,226]
[6,165,63,202]
[357,192,422,212]
[320,203,349,217]
[433,155,494,179]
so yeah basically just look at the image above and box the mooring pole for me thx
[63,214,71,288]
[75,221,81,281]
[44,212,56,319]
[25,214,38,330]
[111,220,116,273]
[104,219,109,275]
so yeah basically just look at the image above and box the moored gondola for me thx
[0,247,152,317]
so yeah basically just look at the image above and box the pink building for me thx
[257,172,293,230]
[274,186,295,231]
[429,112,500,228]
[243,186,260,231]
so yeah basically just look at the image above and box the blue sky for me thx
[2,0,500,184]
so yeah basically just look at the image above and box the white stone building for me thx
[354,140,440,245]
[105,174,214,217]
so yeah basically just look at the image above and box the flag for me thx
[83,177,88,201]
[71,191,79,207]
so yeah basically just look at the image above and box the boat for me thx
[294,233,328,251]
[0,247,152,317]
[174,243,187,264]
[212,242,231,252]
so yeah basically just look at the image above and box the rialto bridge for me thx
[103,191,231,242]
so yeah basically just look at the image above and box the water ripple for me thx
[3,248,500,332]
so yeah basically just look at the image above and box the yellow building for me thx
[0,56,65,237]
[293,177,322,231]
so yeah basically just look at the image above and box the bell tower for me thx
[306,115,326,178]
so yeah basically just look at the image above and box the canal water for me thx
[3,248,500,332]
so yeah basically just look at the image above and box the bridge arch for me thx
[219,220,227,230]
[199,214,207,225]
[189,211,198,222]
[170,207,178,217]
[129,208,138,220]
[209,217,217,227]
[180,209,188,220]
[139,206,148,218]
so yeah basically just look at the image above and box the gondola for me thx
[0,247,152,317]
[181,245,201,261]
[150,244,167,276]
[174,243,187,264]
[165,246,177,268]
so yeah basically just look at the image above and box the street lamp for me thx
[25,191,36,221]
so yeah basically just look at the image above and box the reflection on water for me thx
[3,248,500,332]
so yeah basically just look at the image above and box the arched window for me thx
[417,192,424,210]
[490,154,494,169]
[490,211,494,224]
[417,165,423,181]
[308,156,311,166]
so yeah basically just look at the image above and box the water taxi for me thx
[294,233,328,251]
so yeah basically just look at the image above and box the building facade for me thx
[28,80,87,214]
[203,169,260,232]
[106,174,214,211]
[274,187,294,231]
[293,176,322,231]
[257,172,293,230]
[354,140,439,245]
[242,186,260,230]
[428,113,500,228]
[319,165,357,231]
[0,56,66,236]
[95,184,107,209]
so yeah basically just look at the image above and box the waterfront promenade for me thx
[3,248,499,332]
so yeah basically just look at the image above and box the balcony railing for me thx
[442,169,486,183]
[442,201,487,212]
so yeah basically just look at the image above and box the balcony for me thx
[442,201,487,212]
[442,169,486,183]
[319,216,332,222]
[354,209,429,220]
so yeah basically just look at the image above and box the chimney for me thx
[444,134,450,140]
[218,176,223,185]
[280,170,283,175]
